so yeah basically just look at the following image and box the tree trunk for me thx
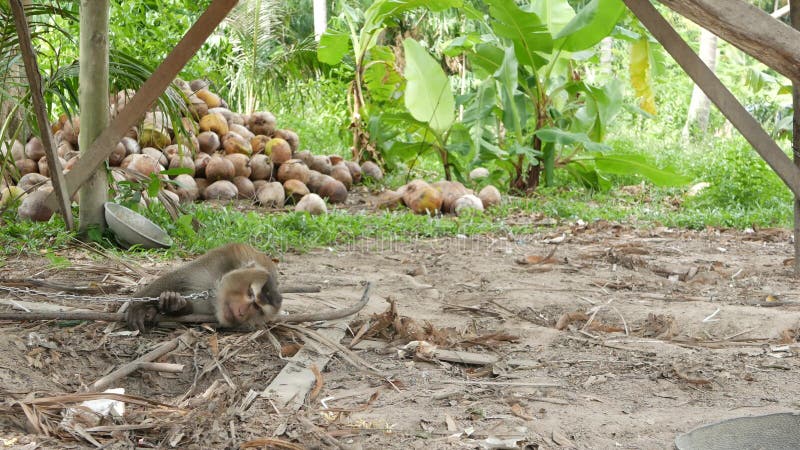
[599,36,613,76]
[790,0,800,276]
[313,0,326,42]
[682,28,717,138]
[78,0,110,235]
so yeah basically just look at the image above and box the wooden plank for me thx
[44,0,237,210]
[624,0,800,198]
[10,0,74,230]
[260,324,347,411]
[655,0,800,82]
[791,0,800,276]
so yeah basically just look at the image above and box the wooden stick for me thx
[9,0,74,229]
[0,283,367,324]
[136,362,184,373]
[90,332,191,391]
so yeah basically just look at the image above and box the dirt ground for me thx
[2,218,800,449]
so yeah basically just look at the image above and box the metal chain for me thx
[0,285,212,303]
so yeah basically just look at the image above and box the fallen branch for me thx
[89,331,194,391]
[0,282,371,325]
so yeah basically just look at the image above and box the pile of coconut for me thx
[1,79,501,220]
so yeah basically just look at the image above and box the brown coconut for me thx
[25,137,45,161]
[196,89,222,108]
[199,112,229,136]
[247,112,277,136]
[265,138,291,164]
[432,180,470,214]
[9,140,25,161]
[255,181,285,207]
[172,174,199,203]
[295,193,327,215]
[250,135,269,154]
[18,173,49,193]
[330,163,353,189]
[37,156,67,178]
[194,178,209,198]
[15,159,38,177]
[61,117,80,147]
[478,185,501,208]
[222,131,252,156]
[276,159,310,184]
[306,170,329,193]
[141,147,168,167]
[230,124,255,141]
[224,153,252,178]
[233,176,256,200]
[205,155,235,182]
[309,155,333,174]
[274,129,299,153]
[163,144,192,160]
[345,161,362,184]
[294,150,314,167]
[402,180,442,214]
[248,154,273,181]
[317,177,348,204]
[120,136,140,155]
[361,161,383,180]
[194,153,211,178]
[169,155,195,176]
[203,180,238,201]
[283,179,310,203]
[18,189,54,222]
[109,142,127,166]
[197,131,221,154]
[123,153,162,177]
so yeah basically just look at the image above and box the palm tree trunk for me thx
[682,28,717,137]
[78,0,110,234]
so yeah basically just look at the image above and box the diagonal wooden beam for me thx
[655,0,800,83]
[624,0,800,198]
[44,0,238,211]
[10,0,74,230]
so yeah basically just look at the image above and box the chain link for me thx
[0,285,212,303]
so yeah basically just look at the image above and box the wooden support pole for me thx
[655,0,800,83]
[791,0,800,276]
[623,0,800,199]
[44,0,238,211]
[9,0,74,230]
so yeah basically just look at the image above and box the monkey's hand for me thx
[126,302,160,332]
[158,291,193,315]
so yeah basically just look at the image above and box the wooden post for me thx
[43,0,238,211]
[791,0,800,275]
[623,0,800,199]
[9,0,74,230]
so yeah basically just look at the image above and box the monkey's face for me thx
[216,268,281,327]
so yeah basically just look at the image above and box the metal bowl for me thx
[103,202,173,249]
[675,412,800,450]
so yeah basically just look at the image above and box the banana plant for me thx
[316,0,461,162]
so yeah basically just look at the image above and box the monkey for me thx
[126,243,281,331]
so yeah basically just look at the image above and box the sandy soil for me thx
[2,219,800,449]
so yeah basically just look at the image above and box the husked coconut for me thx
[402,179,442,214]
[478,185,501,208]
[283,179,309,203]
[199,112,229,136]
[222,131,252,155]
[265,138,291,164]
[197,131,221,154]
[203,180,238,200]
[317,177,347,204]
[247,112,277,136]
[18,190,54,222]
[172,174,199,202]
[256,181,284,207]
[233,176,256,199]
[276,159,310,184]
[344,161,362,183]
[194,153,211,178]
[432,180,470,214]
[309,155,332,174]
[18,173,49,193]
[205,155,235,182]
[225,153,251,178]
[141,147,168,166]
[330,163,353,189]
[25,137,45,161]
[361,161,383,180]
[248,154,273,180]
[295,193,326,215]
[454,194,484,215]
[274,129,299,153]
[469,167,490,181]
